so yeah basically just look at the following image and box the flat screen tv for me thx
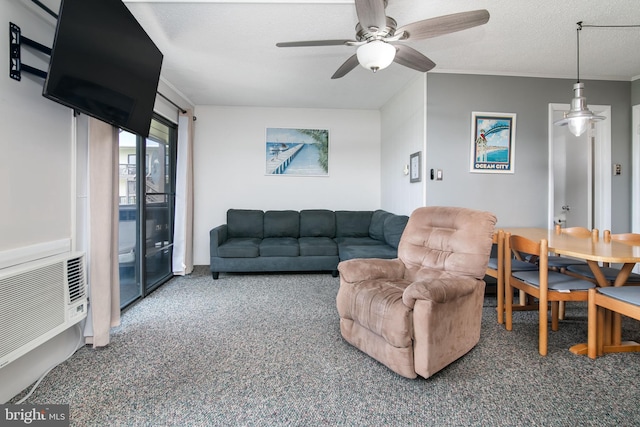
[43,0,163,137]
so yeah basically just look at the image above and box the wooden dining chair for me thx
[550,225,598,319]
[547,224,596,270]
[588,286,640,359]
[505,232,596,356]
[487,230,538,324]
[567,231,640,285]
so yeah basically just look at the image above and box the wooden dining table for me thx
[500,227,640,355]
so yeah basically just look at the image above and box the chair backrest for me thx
[603,231,640,245]
[398,206,497,281]
[554,224,598,239]
[486,229,504,278]
[507,233,549,271]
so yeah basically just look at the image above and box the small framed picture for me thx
[410,151,421,183]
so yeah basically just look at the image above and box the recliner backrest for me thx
[398,206,497,281]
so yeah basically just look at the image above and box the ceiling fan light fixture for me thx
[356,40,396,73]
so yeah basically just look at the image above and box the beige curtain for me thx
[84,118,120,347]
[172,110,194,275]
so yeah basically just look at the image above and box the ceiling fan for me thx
[276,0,490,79]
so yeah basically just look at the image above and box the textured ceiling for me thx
[37,0,640,109]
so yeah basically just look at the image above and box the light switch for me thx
[614,164,622,176]
[436,169,443,180]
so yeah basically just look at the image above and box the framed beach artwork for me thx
[265,127,329,176]
[469,112,516,174]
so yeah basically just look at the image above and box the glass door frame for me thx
[140,115,177,296]
[119,114,177,310]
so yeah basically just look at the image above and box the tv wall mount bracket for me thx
[10,0,192,118]
[9,22,51,81]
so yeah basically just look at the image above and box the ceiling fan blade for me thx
[393,45,436,72]
[397,9,490,41]
[276,39,355,47]
[331,54,360,79]
[355,0,387,32]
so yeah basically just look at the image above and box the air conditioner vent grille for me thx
[66,256,86,303]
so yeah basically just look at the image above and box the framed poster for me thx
[410,151,421,183]
[470,112,516,174]
[265,127,329,176]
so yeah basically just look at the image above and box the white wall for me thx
[192,106,381,265]
[0,0,79,403]
[1,2,72,255]
[380,75,427,215]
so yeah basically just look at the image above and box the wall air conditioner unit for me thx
[0,252,87,369]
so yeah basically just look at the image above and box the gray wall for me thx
[426,74,631,230]
[632,79,640,106]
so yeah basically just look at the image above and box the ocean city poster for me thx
[265,127,329,176]
[470,112,516,174]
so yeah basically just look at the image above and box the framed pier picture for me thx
[265,127,329,176]
[469,112,516,174]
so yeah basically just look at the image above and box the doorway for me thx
[548,103,611,232]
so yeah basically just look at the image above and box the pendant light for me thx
[554,22,605,137]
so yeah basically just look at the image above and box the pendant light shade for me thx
[357,40,396,73]
[555,82,605,136]
[554,22,606,137]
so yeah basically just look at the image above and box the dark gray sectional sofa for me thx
[209,209,409,279]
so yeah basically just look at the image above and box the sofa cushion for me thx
[227,209,264,238]
[259,237,299,257]
[218,238,261,258]
[334,236,380,246]
[300,210,335,237]
[335,211,373,237]
[264,210,299,238]
[299,237,338,256]
[383,215,409,249]
[339,244,398,261]
[369,210,393,241]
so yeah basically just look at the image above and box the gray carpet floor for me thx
[11,266,640,426]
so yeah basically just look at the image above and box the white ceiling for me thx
[40,0,640,110]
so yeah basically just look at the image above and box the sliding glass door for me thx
[144,119,176,293]
[118,115,177,309]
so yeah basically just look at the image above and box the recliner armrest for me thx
[338,258,405,282]
[402,277,482,308]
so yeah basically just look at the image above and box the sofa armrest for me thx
[402,277,482,308]
[338,258,405,282]
[209,224,228,257]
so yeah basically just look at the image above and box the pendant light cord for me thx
[576,22,582,83]
[574,21,640,84]
[581,24,640,28]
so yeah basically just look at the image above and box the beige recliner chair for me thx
[336,206,496,379]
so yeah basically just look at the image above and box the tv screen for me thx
[43,0,163,137]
